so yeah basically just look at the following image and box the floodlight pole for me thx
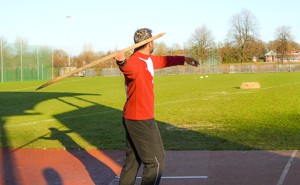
[66,16,72,67]
[37,47,39,80]
[52,49,54,79]
[1,39,3,83]
[42,63,44,80]
[20,42,23,82]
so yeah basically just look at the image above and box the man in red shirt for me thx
[115,28,199,185]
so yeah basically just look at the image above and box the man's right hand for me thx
[115,50,125,62]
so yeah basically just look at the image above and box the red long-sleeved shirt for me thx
[118,51,185,120]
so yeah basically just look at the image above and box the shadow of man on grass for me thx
[51,98,257,185]
[42,127,117,185]
[0,91,99,185]
[1,91,300,185]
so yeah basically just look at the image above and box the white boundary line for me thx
[115,175,208,179]
[5,77,90,92]
[4,110,118,128]
[144,176,208,179]
[155,91,253,106]
[276,150,298,185]
[155,81,300,106]
[109,176,208,185]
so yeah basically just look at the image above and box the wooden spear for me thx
[36,33,166,90]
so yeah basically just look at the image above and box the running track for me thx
[0,149,299,185]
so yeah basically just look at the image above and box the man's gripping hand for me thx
[115,50,126,66]
[184,57,199,67]
[115,50,125,61]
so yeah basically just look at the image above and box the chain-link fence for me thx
[0,39,53,82]
[101,63,300,77]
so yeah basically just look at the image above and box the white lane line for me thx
[6,77,89,92]
[9,86,37,91]
[262,82,300,90]
[276,150,298,185]
[115,175,208,179]
[155,82,300,106]
[158,176,208,179]
[110,176,208,185]
[109,176,208,185]
[155,91,253,106]
[4,110,118,127]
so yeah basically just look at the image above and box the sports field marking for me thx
[155,91,253,106]
[261,81,300,90]
[109,176,208,185]
[5,77,89,92]
[138,176,208,179]
[276,150,298,185]
[114,175,208,179]
[155,81,300,106]
[9,86,37,92]
[4,109,118,128]
[5,118,57,127]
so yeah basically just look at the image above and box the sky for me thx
[1,0,299,55]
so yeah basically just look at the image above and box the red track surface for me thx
[1,149,300,185]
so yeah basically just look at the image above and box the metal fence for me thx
[0,40,53,82]
[101,63,300,77]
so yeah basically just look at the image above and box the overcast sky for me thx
[1,0,299,54]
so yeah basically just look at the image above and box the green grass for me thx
[1,72,300,150]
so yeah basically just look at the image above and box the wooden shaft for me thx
[36,33,165,90]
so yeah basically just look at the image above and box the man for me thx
[115,28,199,185]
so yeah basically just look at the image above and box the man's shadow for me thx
[49,97,258,185]
[42,127,117,185]
[0,91,99,185]
[2,91,300,185]
[43,168,63,185]
[0,91,123,185]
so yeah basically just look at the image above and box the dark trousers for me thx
[119,118,166,185]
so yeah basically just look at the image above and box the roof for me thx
[265,50,277,56]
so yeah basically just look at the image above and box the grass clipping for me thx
[240,82,261,89]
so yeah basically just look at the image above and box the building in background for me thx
[265,50,300,62]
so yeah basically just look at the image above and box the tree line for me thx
[1,9,300,70]
[188,9,300,64]
[65,9,299,68]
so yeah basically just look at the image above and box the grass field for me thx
[1,72,300,150]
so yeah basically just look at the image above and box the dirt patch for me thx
[240,82,261,89]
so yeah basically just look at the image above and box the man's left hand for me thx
[184,57,199,67]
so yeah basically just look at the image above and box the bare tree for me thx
[219,41,239,63]
[189,25,215,65]
[247,39,266,61]
[289,41,300,52]
[53,49,68,68]
[228,9,260,63]
[80,43,96,66]
[153,42,169,55]
[274,26,293,63]
[169,43,182,56]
